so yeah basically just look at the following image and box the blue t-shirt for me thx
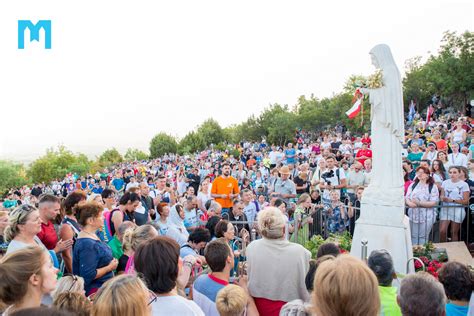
[446,303,468,316]
[285,148,296,164]
[193,274,228,316]
[92,187,104,194]
[73,238,114,295]
[180,244,198,258]
[112,178,125,191]
[183,209,199,231]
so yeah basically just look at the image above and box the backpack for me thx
[105,208,124,242]
[253,200,260,213]
[103,210,114,243]
[410,181,434,194]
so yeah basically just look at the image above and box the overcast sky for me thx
[0,0,472,162]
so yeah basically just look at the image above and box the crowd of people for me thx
[0,108,473,315]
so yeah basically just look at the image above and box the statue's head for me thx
[369,44,396,69]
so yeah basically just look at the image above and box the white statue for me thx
[352,44,413,273]
[359,44,405,224]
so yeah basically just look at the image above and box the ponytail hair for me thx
[122,224,157,252]
[0,246,45,305]
[119,192,140,206]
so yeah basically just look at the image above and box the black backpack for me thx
[411,181,434,194]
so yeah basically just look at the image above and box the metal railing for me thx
[288,201,473,246]
[212,203,472,280]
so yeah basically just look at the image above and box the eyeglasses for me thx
[148,290,158,306]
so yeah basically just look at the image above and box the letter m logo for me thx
[18,20,51,49]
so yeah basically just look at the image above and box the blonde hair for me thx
[4,204,38,242]
[92,275,150,316]
[257,207,285,239]
[52,275,85,300]
[312,254,380,316]
[216,284,248,316]
[0,246,47,305]
[87,193,102,203]
[122,224,157,252]
[53,292,91,316]
[297,193,311,205]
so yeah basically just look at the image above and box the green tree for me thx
[178,131,206,154]
[403,31,474,110]
[124,148,149,161]
[28,146,91,183]
[69,153,92,175]
[433,31,474,106]
[98,148,123,165]
[402,56,433,108]
[196,118,224,146]
[149,133,178,158]
[0,161,30,194]
[266,110,297,145]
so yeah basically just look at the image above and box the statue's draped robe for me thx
[367,46,404,190]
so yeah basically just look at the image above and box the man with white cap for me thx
[422,142,438,163]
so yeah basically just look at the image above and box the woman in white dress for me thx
[196,176,211,215]
[405,166,440,245]
[431,159,447,191]
[450,121,467,146]
[439,166,470,242]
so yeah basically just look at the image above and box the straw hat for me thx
[279,165,291,175]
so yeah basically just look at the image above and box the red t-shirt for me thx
[361,137,372,147]
[356,149,373,167]
[37,221,58,250]
[254,297,286,316]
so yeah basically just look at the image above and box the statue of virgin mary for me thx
[360,44,405,206]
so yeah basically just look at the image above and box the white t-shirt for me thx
[151,295,204,316]
[433,173,444,184]
[339,144,352,155]
[275,152,285,164]
[269,151,279,164]
[448,153,468,167]
[321,167,346,200]
[442,179,469,203]
[300,148,311,157]
[321,141,331,150]
[197,191,211,209]
[125,181,139,191]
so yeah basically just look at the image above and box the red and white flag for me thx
[346,89,363,119]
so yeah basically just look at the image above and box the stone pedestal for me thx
[351,186,414,274]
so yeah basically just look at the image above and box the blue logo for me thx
[18,20,51,49]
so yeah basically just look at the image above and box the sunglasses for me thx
[148,290,158,306]
[63,274,79,292]
[15,205,35,224]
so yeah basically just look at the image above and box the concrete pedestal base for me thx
[351,213,414,274]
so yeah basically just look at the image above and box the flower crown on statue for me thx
[354,69,383,89]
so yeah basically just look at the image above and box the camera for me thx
[321,170,335,185]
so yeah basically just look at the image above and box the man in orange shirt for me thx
[246,155,257,169]
[211,163,240,215]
